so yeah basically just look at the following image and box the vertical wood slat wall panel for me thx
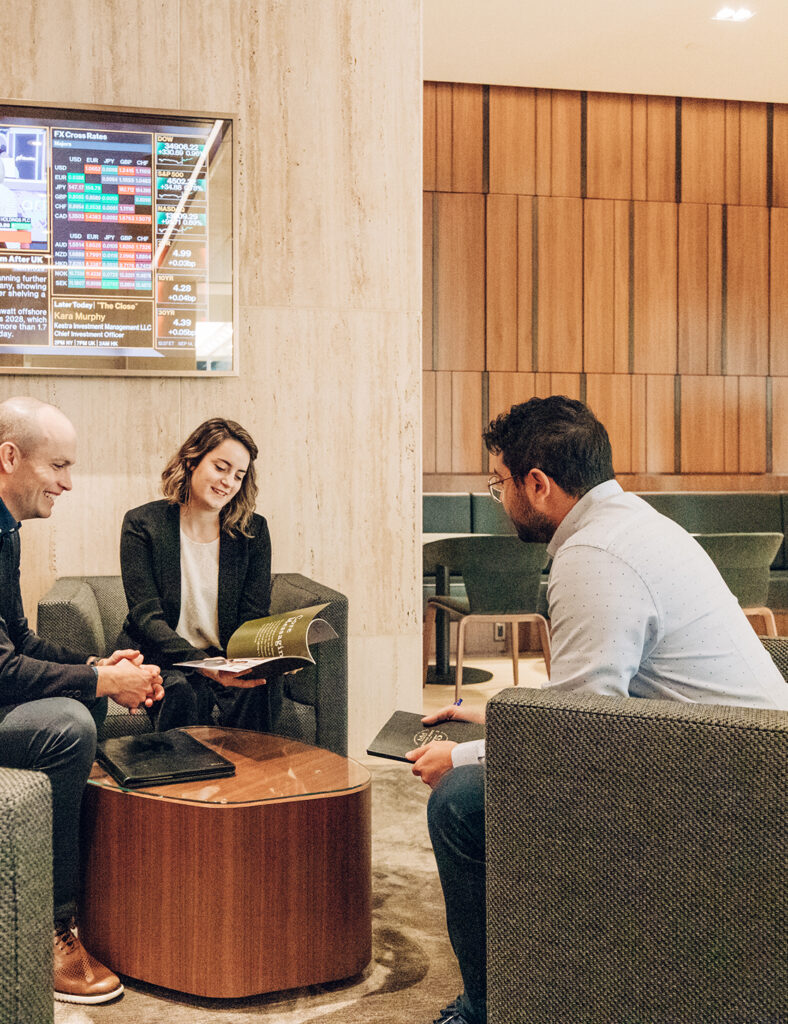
[738,376,767,473]
[632,202,677,374]
[773,377,788,472]
[707,206,724,375]
[585,374,633,472]
[586,93,632,200]
[723,376,739,473]
[425,81,788,487]
[773,105,788,208]
[450,84,484,193]
[434,83,454,193]
[646,96,677,202]
[770,208,788,376]
[645,375,676,473]
[534,90,553,196]
[548,91,583,198]
[422,371,436,474]
[516,197,534,371]
[613,201,631,374]
[434,193,485,371]
[681,377,725,473]
[434,83,484,193]
[632,97,648,201]
[681,98,726,204]
[583,200,616,372]
[724,102,741,206]
[631,374,647,472]
[536,197,583,371]
[488,86,536,195]
[423,82,437,192]
[486,194,518,370]
[451,372,483,473]
[488,371,536,421]
[434,371,453,474]
[547,373,582,399]
[725,205,769,376]
[678,203,708,375]
[738,102,768,208]
[423,194,434,369]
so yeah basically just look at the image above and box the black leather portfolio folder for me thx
[96,729,236,788]
[366,710,486,762]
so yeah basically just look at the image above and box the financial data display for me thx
[0,104,233,375]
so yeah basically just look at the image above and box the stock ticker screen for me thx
[0,105,233,375]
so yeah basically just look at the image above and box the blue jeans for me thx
[428,764,487,1024]
[0,697,97,923]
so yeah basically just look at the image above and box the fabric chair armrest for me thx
[37,577,105,656]
[270,573,348,756]
[484,686,788,1024]
[0,768,53,1024]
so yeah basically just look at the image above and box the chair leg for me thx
[536,615,551,678]
[510,621,519,687]
[744,606,778,637]
[423,602,438,686]
[454,617,468,703]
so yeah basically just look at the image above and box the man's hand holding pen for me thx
[406,698,485,789]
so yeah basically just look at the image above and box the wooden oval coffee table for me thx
[79,727,371,998]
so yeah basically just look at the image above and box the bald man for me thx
[0,397,163,1005]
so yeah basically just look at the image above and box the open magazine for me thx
[173,603,336,679]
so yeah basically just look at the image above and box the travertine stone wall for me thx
[0,0,422,755]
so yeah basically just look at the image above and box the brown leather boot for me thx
[53,922,124,1004]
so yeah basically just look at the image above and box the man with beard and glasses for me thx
[408,394,788,1024]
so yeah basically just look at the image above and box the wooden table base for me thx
[79,729,371,998]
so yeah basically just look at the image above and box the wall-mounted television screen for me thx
[0,102,233,375]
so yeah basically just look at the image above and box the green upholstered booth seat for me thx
[638,491,786,569]
[470,493,517,535]
[423,492,472,534]
[422,490,788,613]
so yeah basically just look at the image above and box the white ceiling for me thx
[423,0,788,104]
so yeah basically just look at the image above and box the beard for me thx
[510,493,555,544]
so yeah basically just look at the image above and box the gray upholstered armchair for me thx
[0,572,347,1020]
[485,682,788,1024]
[36,572,349,754]
[0,769,54,1024]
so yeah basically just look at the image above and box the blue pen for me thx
[454,698,463,706]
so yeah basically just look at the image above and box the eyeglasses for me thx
[488,474,513,503]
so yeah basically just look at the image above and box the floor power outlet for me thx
[494,622,506,641]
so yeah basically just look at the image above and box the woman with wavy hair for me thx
[117,417,281,731]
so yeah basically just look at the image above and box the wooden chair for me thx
[422,536,550,700]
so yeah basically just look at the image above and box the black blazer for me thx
[118,500,272,670]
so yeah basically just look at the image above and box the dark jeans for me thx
[150,667,284,733]
[428,764,487,1024]
[0,697,97,923]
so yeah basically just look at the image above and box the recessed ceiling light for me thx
[712,7,755,20]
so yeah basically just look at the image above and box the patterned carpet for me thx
[55,761,462,1024]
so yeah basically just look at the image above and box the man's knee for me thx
[428,764,486,860]
[0,698,97,773]
[57,699,98,751]
[38,698,97,772]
